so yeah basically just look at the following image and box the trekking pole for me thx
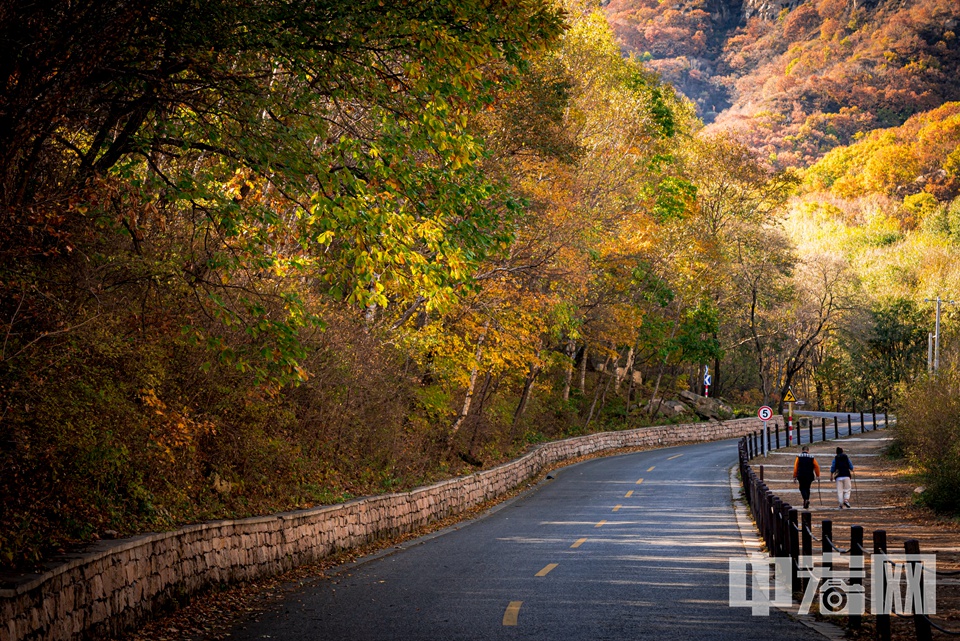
[852,473,860,505]
[817,477,823,506]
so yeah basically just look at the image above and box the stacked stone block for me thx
[1,416,780,641]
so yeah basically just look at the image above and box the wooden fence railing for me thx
[737,416,960,641]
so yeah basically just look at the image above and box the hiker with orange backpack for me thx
[792,445,820,510]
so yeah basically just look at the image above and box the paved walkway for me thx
[748,428,960,639]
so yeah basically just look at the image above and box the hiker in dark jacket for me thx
[831,447,855,508]
[792,446,820,509]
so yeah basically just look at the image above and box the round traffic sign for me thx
[758,406,773,421]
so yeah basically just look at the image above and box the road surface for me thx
[225,438,824,640]
[784,410,891,446]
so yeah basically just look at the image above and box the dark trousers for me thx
[798,478,814,502]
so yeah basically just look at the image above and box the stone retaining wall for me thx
[1,415,781,641]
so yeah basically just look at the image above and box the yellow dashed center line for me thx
[647,466,656,472]
[535,563,559,577]
[636,478,644,484]
[668,454,683,460]
[595,520,607,527]
[624,490,634,498]
[503,601,522,626]
[571,538,587,548]
[612,504,622,512]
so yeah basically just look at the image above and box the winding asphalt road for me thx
[226,438,825,640]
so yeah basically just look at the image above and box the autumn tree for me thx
[675,134,798,399]
[0,0,568,568]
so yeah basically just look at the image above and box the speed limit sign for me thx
[758,406,773,421]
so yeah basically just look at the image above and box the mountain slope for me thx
[606,0,960,167]
[605,0,740,120]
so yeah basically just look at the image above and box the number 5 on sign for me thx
[758,405,773,456]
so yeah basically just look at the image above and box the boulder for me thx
[678,390,734,420]
[613,367,642,385]
[646,398,690,418]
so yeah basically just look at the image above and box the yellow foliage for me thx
[139,388,216,462]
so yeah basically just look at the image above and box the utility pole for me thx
[924,296,955,373]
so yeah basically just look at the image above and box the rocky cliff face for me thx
[604,0,747,122]
[740,0,803,21]
[705,0,747,28]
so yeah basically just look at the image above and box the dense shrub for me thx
[895,370,960,514]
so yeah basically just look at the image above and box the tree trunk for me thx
[750,283,771,405]
[512,360,541,426]
[649,363,665,416]
[562,340,575,401]
[649,312,681,416]
[467,372,494,454]
[579,344,588,394]
[615,346,633,393]
[713,341,721,397]
[448,323,488,448]
[584,354,613,430]
[626,349,637,412]
[364,274,381,325]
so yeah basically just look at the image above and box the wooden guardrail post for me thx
[834,416,839,439]
[789,508,801,592]
[773,497,782,556]
[821,418,826,441]
[760,488,768,550]
[783,503,792,557]
[775,423,780,448]
[904,539,932,641]
[822,520,833,575]
[780,502,790,559]
[801,512,812,593]
[808,420,814,444]
[850,525,863,629]
[776,502,784,558]
[847,414,853,436]
[860,411,865,433]
[874,530,890,641]
[765,490,775,551]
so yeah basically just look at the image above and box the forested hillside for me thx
[786,102,960,405]
[3,0,959,571]
[607,0,960,166]
[0,0,791,570]
[608,0,960,516]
